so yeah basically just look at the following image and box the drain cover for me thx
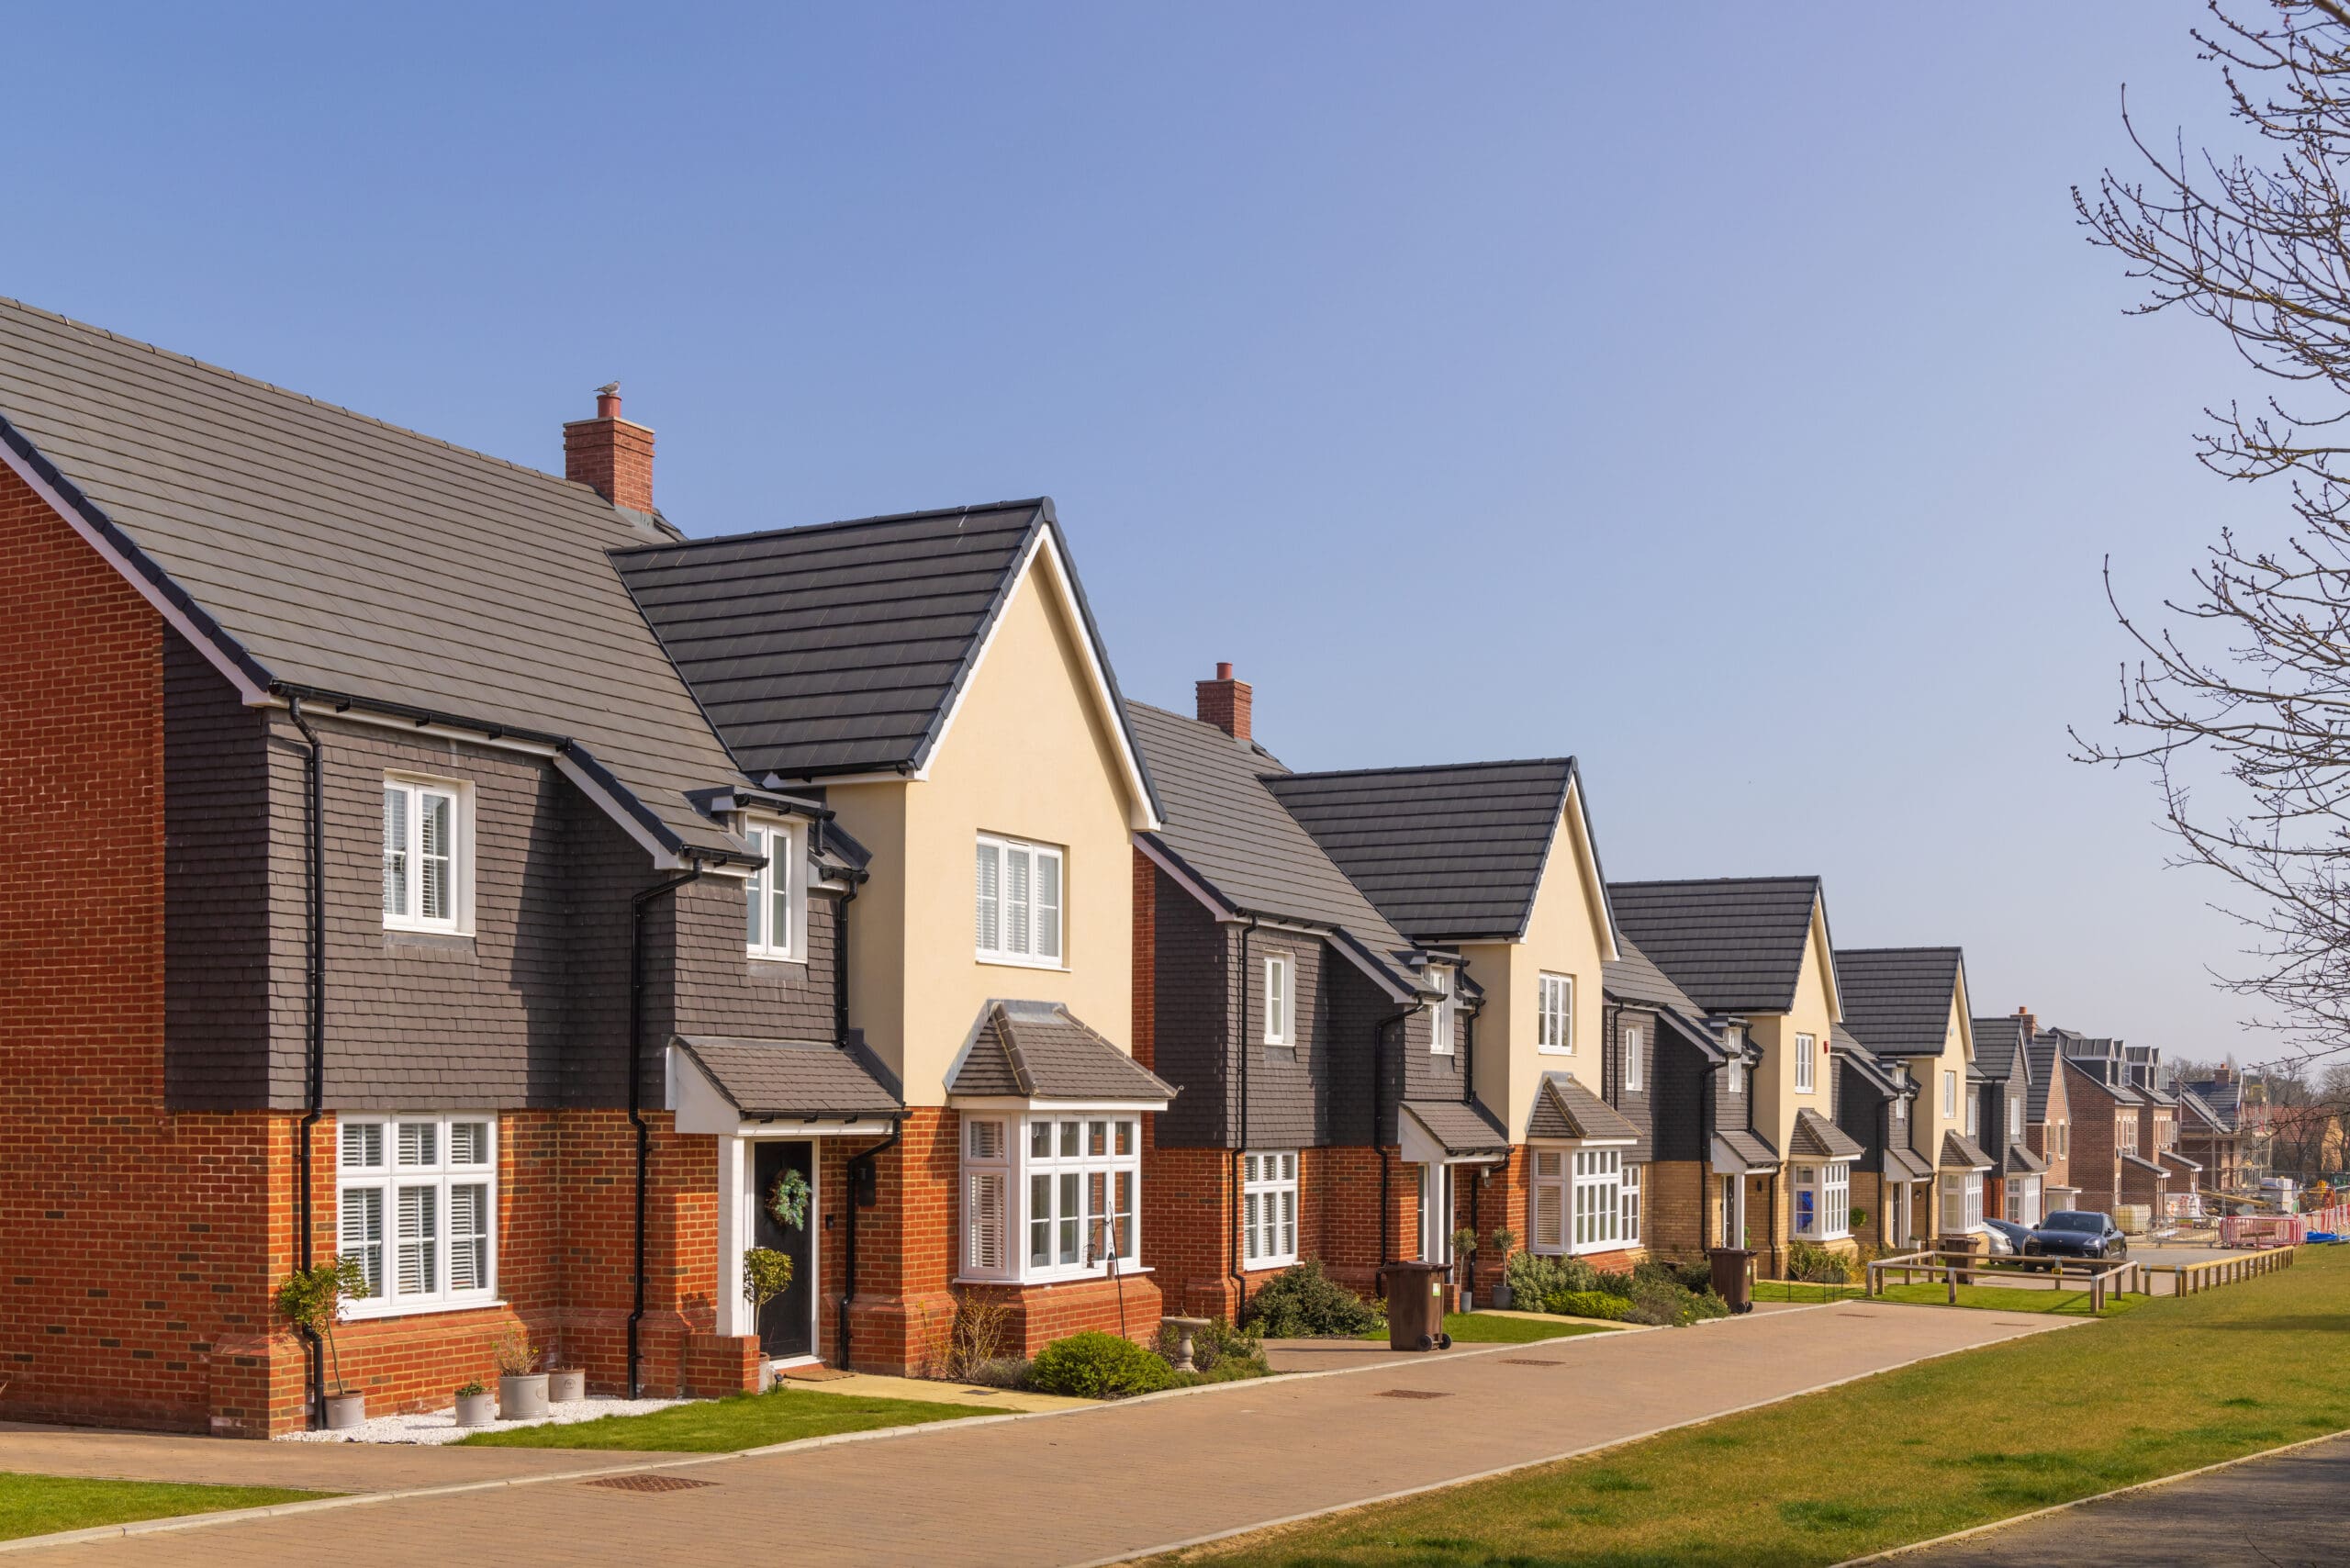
[584,1473,717,1494]
[1500,1358,1565,1367]
[1376,1388,1453,1400]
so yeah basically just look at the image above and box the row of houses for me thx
[0,300,2250,1439]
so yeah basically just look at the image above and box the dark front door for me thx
[752,1141,816,1360]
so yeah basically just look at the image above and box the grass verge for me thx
[1753,1281,1866,1305]
[454,1385,996,1451]
[1162,1243,2350,1566]
[0,1474,330,1543]
[1752,1280,2138,1316]
[1359,1313,1622,1345]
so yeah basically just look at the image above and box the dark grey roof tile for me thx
[946,1001,1173,1103]
[1835,947,1965,1057]
[1606,878,1825,1014]
[672,1035,903,1118]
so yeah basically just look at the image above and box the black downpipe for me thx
[1460,983,1488,1297]
[628,862,710,1400]
[285,698,328,1428]
[1372,1001,1416,1272]
[841,1115,901,1371]
[1229,919,1258,1306]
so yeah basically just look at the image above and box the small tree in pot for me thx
[1487,1227,1519,1308]
[274,1257,368,1429]
[1451,1227,1481,1308]
[494,1331,548,1420]
[744,1247,794,1388]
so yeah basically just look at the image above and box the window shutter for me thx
[340,1186,384,1297]
[1533,1177,1563,1251]
[397,1184,437,1294]
[341,1121,383,1169]
[746,828,766,946]
[449,1182,489,1291]
[397,1121,436,1168]
[420,791,453,922]
[771,828,792,953]
[383,787,408,917]
[967,1118,1004,1160]
[1034,850,1061,959]
[1004,846,1032,955]
[975,842,1000,951]
[967,1170,1005,1273]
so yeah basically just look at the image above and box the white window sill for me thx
[342,1296,503,1323]
[976,955,1069,972]
[954,1266,1152,1288]
[745,950,806,966]
[383,919,465,938]
[1244,1256,1299,1272]
[1538,1046,1573,1056]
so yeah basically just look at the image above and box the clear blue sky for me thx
[3,3,2275,1055]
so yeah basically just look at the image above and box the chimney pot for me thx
[564,384,655,513]
[1196,662,1252,742]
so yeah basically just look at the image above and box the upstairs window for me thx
[1538,973,1573,1054]
[1942,1070,1957,1119]
[340,1113,496,1316]
[382,778,463,933]
[744,818,803,961]
[1621,1023,1644,1093]
[1966,1096,1979,1138]
[976,834,1064,968]
[1892,1092,1908,1125]
[1264,956,1292,1047]
[2009,1093,2022,1138]
[1795,1033,1816,1092]
[1427,968,1455,1055]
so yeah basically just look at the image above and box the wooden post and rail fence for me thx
[1863,1242,2296,1311]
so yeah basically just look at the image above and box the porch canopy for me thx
[1401,1098,1512,1166]
[1712,1127,1780,1175]
[1884,1141,1934,1183]
[669,1035,903,1137]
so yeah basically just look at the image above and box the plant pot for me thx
[323,1390,366,1430]
[498,1372,550,1420]
[453,1392,496,1428]
[547,1368,586,1404]
[1491,1283,1515,1310]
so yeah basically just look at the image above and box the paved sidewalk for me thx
[1894,1431,2350,1567]
[3,1301,2076,1566]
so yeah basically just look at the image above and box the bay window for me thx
[1621,1162,1642,1246]
[975,834,1064,967]
[1243,1151,1298,1268]
[744,817,803,961]
[339,1114,496,1316]
[1571,1148,1623,1252]
[1531,1151,1566,1253]
[960,1112,1139,1282]
[1533,1149,1630,1255]
[1937,1170,1984,1234]
[1793,1161,1850,1239]
[382,778,464,933]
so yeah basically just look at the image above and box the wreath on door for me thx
[767,1167,812,1231]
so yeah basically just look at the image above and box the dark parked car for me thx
[2028,1210,2129,1260]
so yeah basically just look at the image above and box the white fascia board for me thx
[0,438,268,704]
[916,528,1163,832]
[549,751,692,871]
[1562,775,1622,964]
[1397,1105,1509,1167]
[948,1095,1169,1114]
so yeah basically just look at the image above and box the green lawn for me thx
[454,1385,996,1451]
[0,1473,329,1543]
[1360,1312,1623,1345]
[1753,1280,1866,1304]
[1751,1279,2137,1317]
[1168,1244,2350,1567]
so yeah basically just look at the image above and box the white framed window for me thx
[382,778,464,933]
[1427,968,1455,1055]
[1719,1173,1742,1248]
[1621,1023,1643,1093]
[744,817,805,961]
[1794,1161,1850,1239]
[2009,1092,2022,1139]
[1942,1070,1957,1119]
[1938,1170,1984,1233]
[962,1113,1139,1283]
[1621,1162,1642,1246]
[1724,1053,1744,1096]
[339,1114,496,1316]
[1795,1033,1816,1092]
[1264,956,1292,1047]
[1571,1148,1622,1253]
[2059,1120,2070,1158]
[975,834,1065,968]
[1538,973,1573,1054]
[1892,1092,1908,1126]
[1242,1151,1298,1268]
[1531,1150,1567,1254]
[1966,1096,1979,1138]
[2118,1114,2136,1154]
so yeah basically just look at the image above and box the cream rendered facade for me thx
[1744,901,1840,1159]
[1900,986,1976,1175]
[1460,778,1619,1136]
[825,539,1158,1103]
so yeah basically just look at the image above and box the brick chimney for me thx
[1195,662,1251,742]
[564,382,655,512]
[2014,1005,2038,1039]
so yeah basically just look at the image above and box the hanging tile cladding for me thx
[1646,1008,1708,1163]
[1237,928,1327,1149]
[1149,872,1231,1148]
[1337,957,1417,1149]
[1606,1005,1655,1164]
[1396,986,1459,1105]
[163,631,271,1108]
[211,693,836,1112]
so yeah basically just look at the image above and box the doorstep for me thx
[804,1371,1092,1413]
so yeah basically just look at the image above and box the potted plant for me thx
[273,1258,368,1430]
[544,1338,585,1404]
[1451,1227,1480,1309]
[494,1331,548,1420]
[744,1246,794,1388]
[1487,1227,1519,1308]
[453,1380,495,1428]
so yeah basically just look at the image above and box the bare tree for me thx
[2076,1,2350,1066]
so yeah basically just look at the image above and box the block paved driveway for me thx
[2,1301,2074,1567]
[1896,1430,2350,1567]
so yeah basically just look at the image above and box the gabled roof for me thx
[1835,947,1966,1057]
[2185,1076,2244,1125]
[1885,1142,1935,1182]
[1604,936,1728,1061]
[1605,877,1832,1015]
[1125,701,1417,996]
[1527,1073,1639,1143]
[1401,1099,1513,1158]
[2025,1037,2065,1125]
[0,297,752,862]
[2064,1055,2144,1105]
[1789,1108,1864,1161]
[1714,1128,1781,1171]
[613,499,1160,825]
[946,1002,1174,1103]
[671,1035,904,1119]
[2177,1085,2232,1134]
[1265,758,1616,946]
[1999,1141,2049,1176]
[1972,1016,2031,1086]
[1835,1039,1910,1103]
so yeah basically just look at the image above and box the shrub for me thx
[1240,1261,1383,1338]
[1505,1250,1615,1305]
[959,1357,1033,1390]
[1632,1256,1717,1294]
[1786,1240,1856,1284]
[1545,1289,1634,1321]
[1028,1331,1177,1399]
[1158,1316,1266,1376]
[1622,1277,1732,1327]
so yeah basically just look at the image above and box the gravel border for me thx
[275,1394,689,1445]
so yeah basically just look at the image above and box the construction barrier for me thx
[2221,1204,2350,1247]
